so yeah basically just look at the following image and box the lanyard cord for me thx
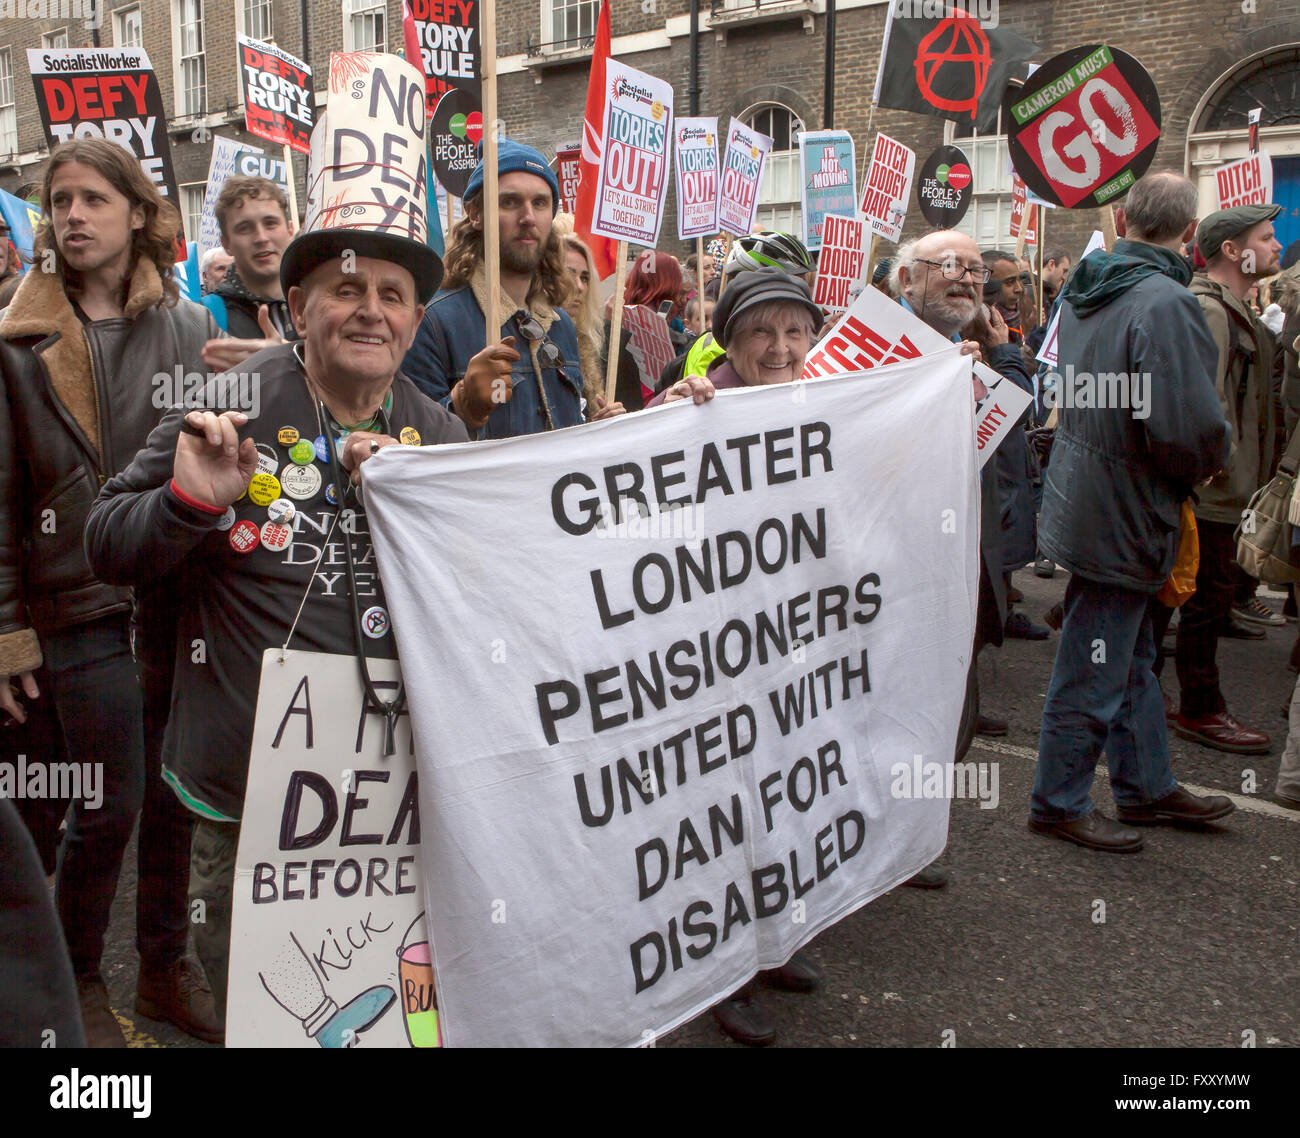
[296,344,406,756]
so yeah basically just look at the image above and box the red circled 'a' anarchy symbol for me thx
[913,14,992,120]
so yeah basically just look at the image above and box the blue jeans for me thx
[1032,575,1179,822]
[7,614,144,976]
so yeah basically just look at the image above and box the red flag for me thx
[402,1,425,96]
[575,0,618,280]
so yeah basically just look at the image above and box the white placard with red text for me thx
[1010,174,1037,243]
[591,61,674,247]
[859,134,915,244]
[675,117,719,240]
[803,286,1031,467]
[556,143,583,216]
[1213,152,1273,210]
[812,214,868,315]
[717,117,772,237]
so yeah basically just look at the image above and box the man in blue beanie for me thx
[402,138,623,436]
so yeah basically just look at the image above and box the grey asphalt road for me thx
[98,568,1299,1049]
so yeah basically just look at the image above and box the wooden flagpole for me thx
[695,235,706,329]
[283,145,300,229]
[1099,203,1118,251]
[604,241,628,404]
[482,0,501,340]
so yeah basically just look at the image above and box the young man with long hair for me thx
[0,139,221,1045]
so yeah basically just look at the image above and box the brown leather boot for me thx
[1172,711,1270,755]
[136,958,224,1044]
[76,975,127,1048]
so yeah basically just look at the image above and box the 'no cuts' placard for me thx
[591,60,673,247]
[364,359,978,1046]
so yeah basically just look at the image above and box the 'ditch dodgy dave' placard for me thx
[229,651,439,1049]
[591,61,674,248]
[364,363,979,1047]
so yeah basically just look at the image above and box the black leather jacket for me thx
[0,262,217,675]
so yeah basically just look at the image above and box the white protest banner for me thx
[622,304,676,395]
[675,116,719,240]
[803,286,1031,467]
[590,60,673,247]
[812,214,867,315]
[228,651,439,1049]
[238,36,314,155]
[1213,151,1273,210]
[364,362,976,1047]
[717,117,772,237]
[799,129,856,252]
[859,133,915,244]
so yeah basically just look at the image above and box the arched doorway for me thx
[1187,45,1300,258]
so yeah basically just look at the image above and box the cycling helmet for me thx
[722,230,816,278]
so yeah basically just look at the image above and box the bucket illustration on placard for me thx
[398,915,441,1047]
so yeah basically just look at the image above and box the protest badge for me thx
[717,117,772,237]
[238,36,314,155]
[799,129,856,251]
[916,145,973,228]
[429,88,482,198]
[1213,152,1273,210]
[557,142,584,215]
[1005,45,1160,209]
[622,304,676,396]
[674,117,719,240]
[590,60,674,247]
[364,356,977,1047]
[303,53,430,246]
[803,285,1031,467]
[812,214,867,316]
[228,651,439,1049]
[406,0,481,119]
[859,133,915,245]
[1010,174,1037,244]
[26,46,182,232]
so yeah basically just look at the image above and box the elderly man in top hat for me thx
[85,58,468,1032]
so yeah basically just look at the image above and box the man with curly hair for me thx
[401,139,623,436]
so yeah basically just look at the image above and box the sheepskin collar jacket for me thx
[0,261,217,673]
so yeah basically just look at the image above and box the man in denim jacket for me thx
[402,139,622,436]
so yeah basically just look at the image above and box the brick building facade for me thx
[2,0,1298,265]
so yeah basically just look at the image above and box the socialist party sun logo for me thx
[913,14,992,120]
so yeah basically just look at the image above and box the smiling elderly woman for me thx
[648,269,824,406]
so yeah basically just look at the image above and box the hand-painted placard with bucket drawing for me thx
[859,133,914,245]
[590,60,674,247]
[717,117,773,237]
[799,129,857,251]
[363,363,976,1047]
[812,214,867,315]
[1005,44,1160,209]
[675,117,719,240]
[228,650,440,1048]
[802,285,1032,468]
[1214,152,1273,210]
